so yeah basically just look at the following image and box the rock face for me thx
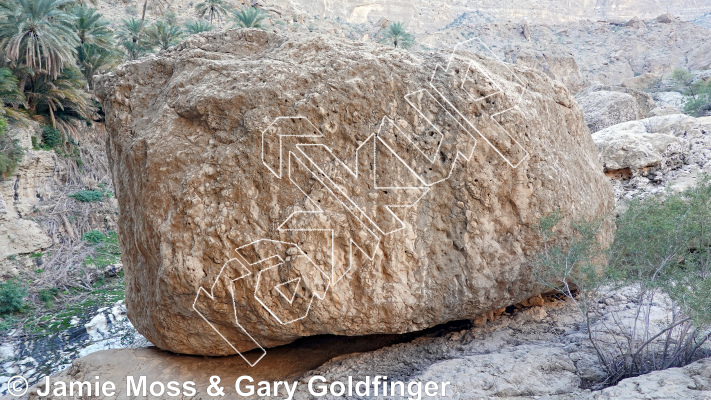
[592,115,711,201]
[95,29,613,357]
[576,85,657,133]
[265,0,711,32]
[429,16,711,92]
[0,122,54,276]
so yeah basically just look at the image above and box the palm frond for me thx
[231,7,267,29]
[183,20,213,35]
[379,21,414,50]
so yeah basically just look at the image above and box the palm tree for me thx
[116,18,147,60]
[0,0,80,79]
[145,20,183,51]
[195,0,229,24]
[231,7,266,29]
[72,6,116,84]
[72,6,113,49]
[139,0,167,29]
[77,44,116,87]
[0,67,28,122]
[379,21,414,50]
[24,66,92,130]
[184,20,213,35]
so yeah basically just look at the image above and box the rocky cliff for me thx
[266,0,711,32]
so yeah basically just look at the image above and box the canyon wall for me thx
[268,0,711,32]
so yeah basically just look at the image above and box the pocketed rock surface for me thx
[94,29,613,356]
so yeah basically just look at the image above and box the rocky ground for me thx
[10,291,711,399]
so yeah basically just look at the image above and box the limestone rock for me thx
[621,72,659,91]
[656,13,674,23]
[511,49,587,94]
[18,286,711,400]
[0,123,54,273]
[592,119,686,173]
[521,21,531,40]
[592,115,711,201]
[576,85,657,133]
[624,16,646,29]
[595,358,711,400]
[653,91,686,109]
[262,0,711,32]
[95,29,614,356]
[649,105,683,117]
[413,345,580,397]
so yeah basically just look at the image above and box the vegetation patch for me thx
[671,68,711,116]
[40,126,64,150]
[0,281,27,315]
[84,231,121,269]
[535,177,711,388]
[69,189,105,202]
[0,116,24,179]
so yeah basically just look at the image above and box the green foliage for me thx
[0,281,27,314]
[232,7,267,29]
[682,80,711,117]
[533,210,605,314]
[379,21,414,50]
[72,6,117,85]
[671,68,711,116]
[0,116,24,178]
[0,67,27,121]
[194,0,230,24]
[40,125,63,149]
[184,19,213,35]
[145,19,183,51]
[33,67,92,127]
[671,68,696,93]
[0,315,18,332]
[116,18,148,60]
[0,0,109,130]
[29,252,43,258]
[82,229,105,244]
[612,177,711,327]
[69,189,104,202]
[72,6,113,49]
[535,178,711,387]
[0,0,80,79]
[38,288,58,306]
[84,231,120,269]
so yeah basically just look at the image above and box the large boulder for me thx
[95,29,613,357]
[575,85,657,133]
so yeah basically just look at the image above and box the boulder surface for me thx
[95,29,613,357]
[576,85,657,133]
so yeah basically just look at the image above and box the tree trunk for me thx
[18,74,27,98]
[140,0,148,29]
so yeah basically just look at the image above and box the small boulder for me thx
[656,13,674,24]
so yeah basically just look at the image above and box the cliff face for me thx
[96,29,613,356]
[271,0,711,32]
